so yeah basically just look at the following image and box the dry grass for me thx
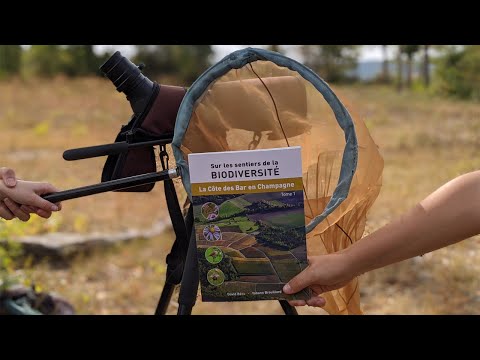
[2,78,480,314]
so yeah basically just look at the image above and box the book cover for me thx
[188,146,310,302]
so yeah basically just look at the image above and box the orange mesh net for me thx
[180,61,383,314]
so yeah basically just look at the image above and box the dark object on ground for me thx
[0,285,75,315]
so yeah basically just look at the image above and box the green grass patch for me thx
[232,259,276,275]
[270,260,302,283]
[219,201,244,218]
[228,197,251,208]
[266,212,305,227]
[206,216,259,233]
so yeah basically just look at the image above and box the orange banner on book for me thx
[191,178,303,196]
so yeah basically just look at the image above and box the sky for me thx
[95,45,393,62]
[211,45,392,62]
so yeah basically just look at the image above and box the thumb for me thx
[0,167,17,187]
[283,267,315,294]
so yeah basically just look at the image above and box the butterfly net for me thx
[174,53,383,314]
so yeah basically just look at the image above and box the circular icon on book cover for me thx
[205,246,224,264]
[203,225,222,242]
[207,268,225,286]
[201,202,219,221]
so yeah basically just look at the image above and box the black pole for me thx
[279,300,298,315]
[155,283,175,315]
[42,169,178,203]
[153,195,191,315]
[63,138,173,161]
[177,225,199,315]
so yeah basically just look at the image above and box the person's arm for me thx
[284,170,480,307]
[0,180,61,221]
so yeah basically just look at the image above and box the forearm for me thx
[344,171,480,276]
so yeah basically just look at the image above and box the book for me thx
[188,146,311,302]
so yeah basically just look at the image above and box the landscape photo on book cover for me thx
[193,189,309,302]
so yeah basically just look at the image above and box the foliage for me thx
[57,45,100,77]
[197,248,238,282]
[301,45,360,83]
[22,45,63,77]
[433,45,480,100]
[400,45,420,58]
[255,221,305,250]
[0,45,22,78]
[0,216,61,291]
[134,45,213,84]
[22,45,105,78]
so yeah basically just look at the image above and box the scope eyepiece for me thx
[100,51,155,115]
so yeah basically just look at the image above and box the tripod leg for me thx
[153,185,192,315]
[279,300,298,315]
[177,226,199,315]
[154,283,176,315]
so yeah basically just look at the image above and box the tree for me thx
[0,45,22,77]
[22,45,63,77]
[433,45,480,100]
[423,45,430,87]
[400,45,420,88]
[172,45,213,84]
[134,45,213,84]
[396,45,403,92]
[380,45,390,83]
[267,45,282,53]
[61,45,100,76]
[301,45,359,83]
[134,45,176,77]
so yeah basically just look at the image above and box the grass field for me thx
[231,258,276,275]
[2,78,480,314]
[247,208,305,228]
[218,201,244,218]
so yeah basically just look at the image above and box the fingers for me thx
[35,209,53,219]
[28,183,61,213]
[306,296,326,308]
[20,205,37,214]
[283,266,316,295]
[0,167,17,187]
[0,201,15,220]
[20,205,52,219]
[288,296,326,308]
[289,300,307,307]
[3,198,30,222]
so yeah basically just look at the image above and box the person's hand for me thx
[0,167,17,188]
[0,180,62,221]
[283,253,355,308]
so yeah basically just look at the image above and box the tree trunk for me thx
[423,45,430,87]
[268,45,281,53]
[406,54,413,88]
[396,47,403,92]
[382,45,390,82]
